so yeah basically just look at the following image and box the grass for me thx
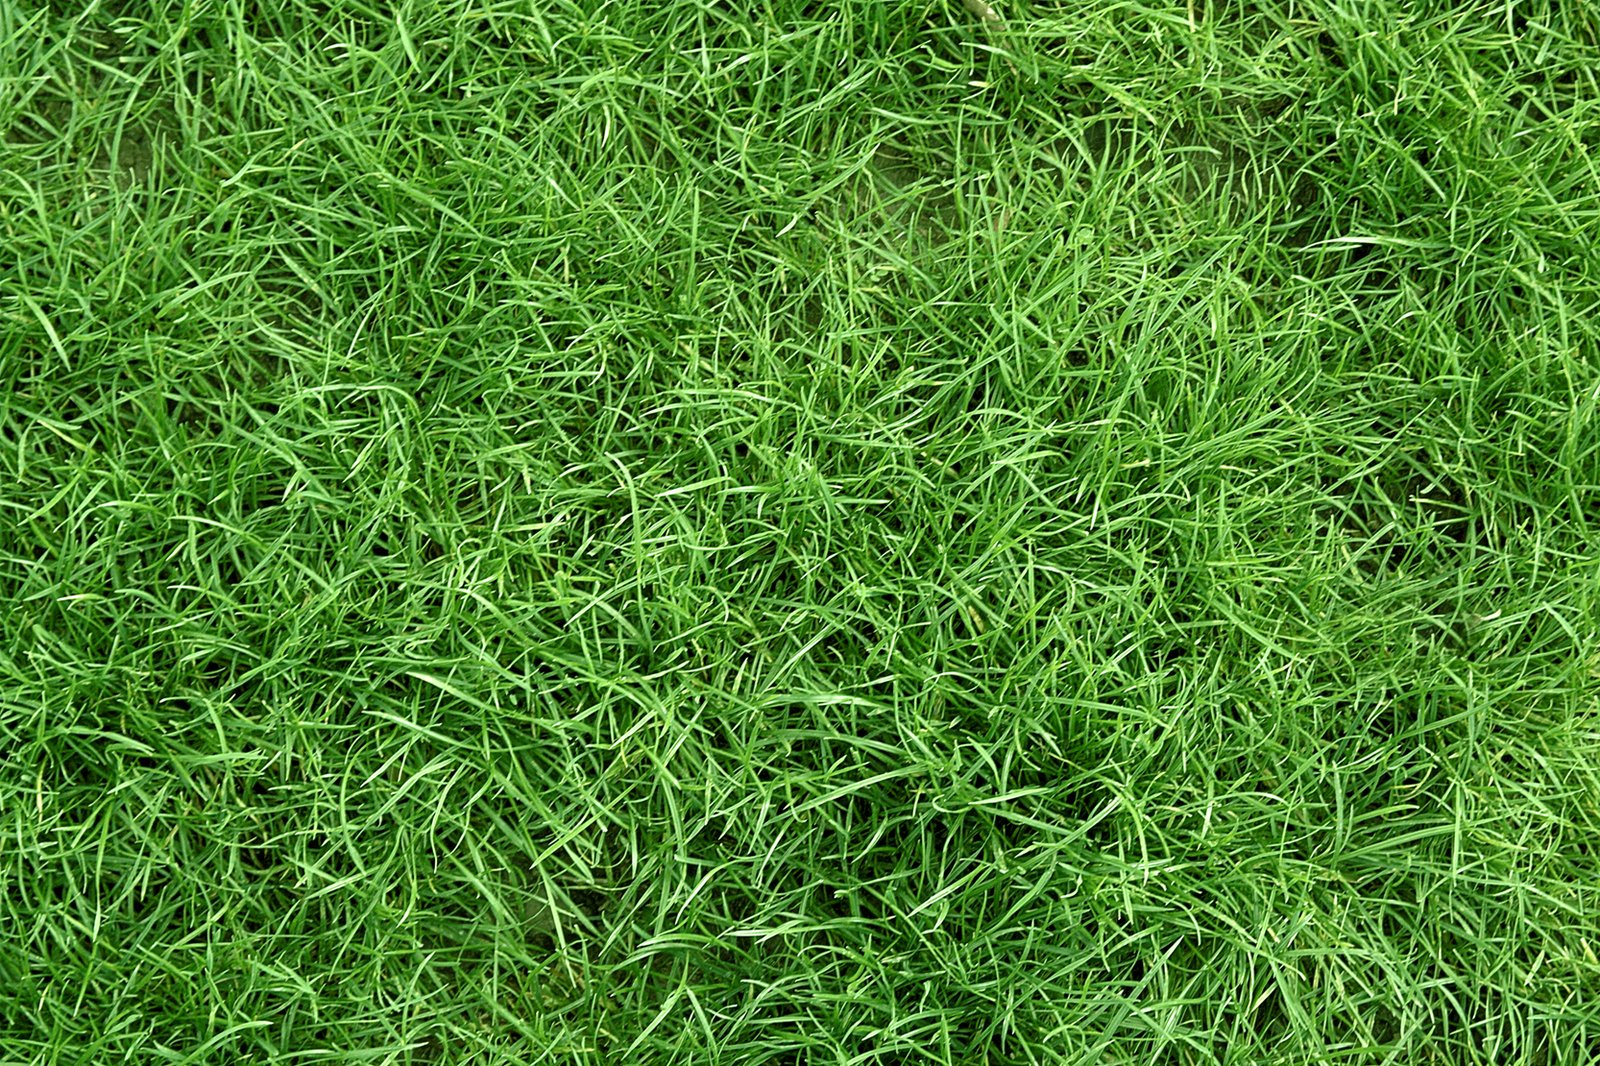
[3,0,1600,1062]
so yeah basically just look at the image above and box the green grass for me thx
[3,1,1600,1062]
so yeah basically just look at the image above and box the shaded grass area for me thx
[2,1,1600,1062]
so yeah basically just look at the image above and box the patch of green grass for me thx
[3,1,1600,1062]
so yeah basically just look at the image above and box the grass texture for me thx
[4,1,1600,1063]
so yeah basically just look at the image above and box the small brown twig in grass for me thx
[961,0,1003,24]
[959,0,1017,74]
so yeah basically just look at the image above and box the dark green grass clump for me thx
[4,2,1600,1062]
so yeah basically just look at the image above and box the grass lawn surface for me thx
[4,2,1600,1063]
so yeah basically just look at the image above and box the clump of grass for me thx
[3,1,1599,1063]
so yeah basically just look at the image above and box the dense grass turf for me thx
[4,1,1600,1062]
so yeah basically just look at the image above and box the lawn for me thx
[3,2,1600,1063]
